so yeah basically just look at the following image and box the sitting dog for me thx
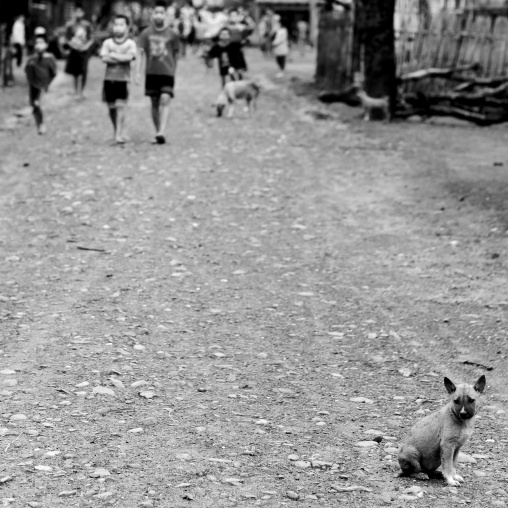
[398,375,486,486]
[215,80,260,118]
[356,89,391,122]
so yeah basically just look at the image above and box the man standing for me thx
[64,4,94,98]
[136,0,179,145]
[10,15,26,67]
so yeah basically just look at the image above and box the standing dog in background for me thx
[215,80,260,118]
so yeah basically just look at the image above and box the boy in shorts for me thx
[24,33,57,135]
[100,15,137,144]
[136,0,179,144]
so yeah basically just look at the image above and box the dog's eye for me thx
[468,397,475,403]
[454,398,460,404]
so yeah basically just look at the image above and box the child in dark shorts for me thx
[24,34,57,135]
[136,0,180,145]
[208,27,247,88]
[100,14,137,144]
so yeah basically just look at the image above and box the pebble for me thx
[3,379,17,387]
[91,468,110,478]
[58,490,77,497]
[95,492,114,499]
[385,447,398,454]
[27,504,42,508]
[457,452,477,464]
[404,486,422,494]
[34,465,52,472]
[0,370,16,375]
[128,428,144,433]
[355,441,378,448]
[306,495,319,500]
[131,381,148,388]
[139,391,155,399]
[139,502,154,507]
[110,378,125,389]
[492,501,506,507]
[176,453,192,461]
[75,382,89,388]
[350,397,374,404]
[473,470,487,477]
[316,421,326,426]
[294,461,311,469]
[399,494,419,501]
[140,417,157,426]
[286,491,299,500]
[10,414,27,421]
[92,386,115,397]
[133,344,146,351]
[288,454,299,461]
[255,419,269,425]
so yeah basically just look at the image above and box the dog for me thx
[356,89,391,122]
[215,80,260,118]
[398,375,486,486]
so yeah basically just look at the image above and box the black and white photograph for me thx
[0,0,507,505]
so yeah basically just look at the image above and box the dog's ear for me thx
[444,377,456,394]
[474,375,486,394]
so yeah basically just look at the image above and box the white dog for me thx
[215,80,260,118]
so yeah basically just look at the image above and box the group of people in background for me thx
[5,1,310,143]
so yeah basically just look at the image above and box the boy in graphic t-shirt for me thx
[136,0,179,145]
[100,15,137,144]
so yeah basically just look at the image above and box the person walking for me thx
[99,14,137,145]
[136,0,180,145]
[296,19,308,57]
[24,32,57,135]
[208,27,247,88]
[64,4,94,99]
[271,16,288,78]
[10,15,26,67]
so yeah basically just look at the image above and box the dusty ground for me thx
[0,49,507,508]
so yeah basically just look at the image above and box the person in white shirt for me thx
[10,15,26,67]
[271,16,288,77]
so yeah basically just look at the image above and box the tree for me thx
[355,0,397,112]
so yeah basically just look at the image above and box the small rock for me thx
[350,397,374,404]
[404,486,422,494]
[92,386,115,397]
[305,495,319,500]
[457,452,477,464]
[34,465,52,472]
[91,468,110,478]
[288,454,299,461]
[255,419,269,425]
[294,460,311,469]
[3,379,17,387]
[473,470,487,477]
[94,492,114,499]
[355,441,378,448]
[58,490,77,497]
[176,453,192,461]
[131,380,148,388]
[128,428,144,433]
[27,503,42,508]
[110,378,125,389]
[139,502,154,507]
[75,382,89,388]
[133,344,146,351]
[9,414,27,421]
[139,391,155,399]
[399,494,418,501]
[140,417,157,426]
[286,491,299,500]
[0,476,13,484]
[0,370,16,375]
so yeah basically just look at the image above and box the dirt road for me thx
[0,51,507,507]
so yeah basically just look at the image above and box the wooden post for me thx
[309,0,318,46]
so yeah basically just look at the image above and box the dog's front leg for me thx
[227,100,235,119]
[441,445,460,486]
[452,448,464,483]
